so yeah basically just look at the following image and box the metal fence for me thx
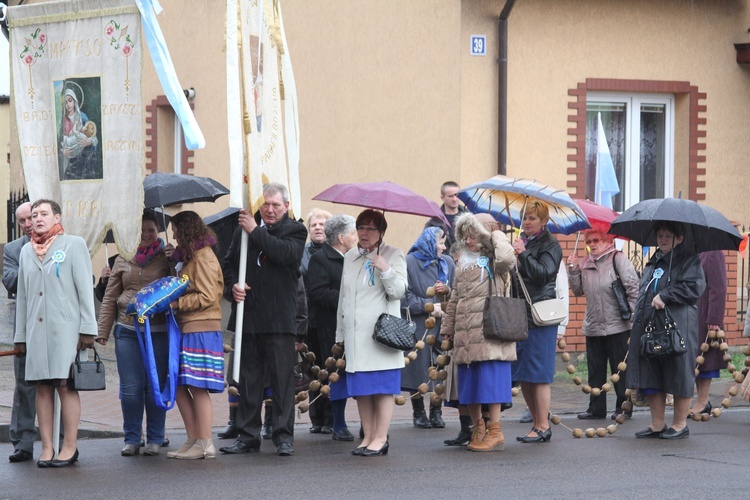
[6,189,29,242]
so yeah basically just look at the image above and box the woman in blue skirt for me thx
[336,210,407,457]
[440,213,516,452]
[511,202,563,443]
[167,211,225,459]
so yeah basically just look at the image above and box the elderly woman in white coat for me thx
[13,199,96,467]
[336,209,407,457]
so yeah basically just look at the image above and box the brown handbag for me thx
[482,271,528,342]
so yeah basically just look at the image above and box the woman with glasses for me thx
[567,230,639,421]
[335,209,407,456]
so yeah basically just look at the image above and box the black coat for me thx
[305,243,344,355]
[514,229,562,326]
[626,243,706,397]
[224,212,307,334]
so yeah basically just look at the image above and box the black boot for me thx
[412,397,431,428]
[444,416,473,446]
[261,404,273,440]
[218,405,239,439]
[429,404,445,428]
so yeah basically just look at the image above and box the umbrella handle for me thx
[570,232,582,268]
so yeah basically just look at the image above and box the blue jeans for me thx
[114,324,168,445]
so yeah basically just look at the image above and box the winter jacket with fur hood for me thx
[440,213,517,365]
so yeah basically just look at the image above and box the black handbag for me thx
[373,296,416,351]
[611,253,632,321]
[640,306,687,359]
[67,347,106,391]
[483,272,528,342]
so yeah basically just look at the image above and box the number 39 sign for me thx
[470,35,487,56]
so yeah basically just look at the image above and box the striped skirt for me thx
[178,331,225,393]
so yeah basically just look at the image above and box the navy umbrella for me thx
[608,198,741,253]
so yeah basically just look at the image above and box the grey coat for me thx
[2,235,30,296]
[14,235,97,381]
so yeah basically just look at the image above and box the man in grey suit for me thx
[3,202,35,463]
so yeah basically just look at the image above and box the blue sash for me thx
[134,310,180,411]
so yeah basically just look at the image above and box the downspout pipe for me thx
[498,0,516,176]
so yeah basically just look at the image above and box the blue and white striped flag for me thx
[595,112,620,209]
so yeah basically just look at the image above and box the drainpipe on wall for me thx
[497,0,516,176]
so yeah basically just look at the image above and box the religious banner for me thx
[236,0,300,216]
[8,0,143,257]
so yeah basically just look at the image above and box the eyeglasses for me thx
[585,238,601,245]
[357,226,379,233]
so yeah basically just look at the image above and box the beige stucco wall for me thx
[0,100,9,243]
[5,0,750,257]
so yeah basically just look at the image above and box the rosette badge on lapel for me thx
[49,250,65,277]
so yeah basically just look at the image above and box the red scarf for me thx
[31,223,65,261]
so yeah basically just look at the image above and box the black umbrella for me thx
[608,198,742,253]
[143,172,229,208]
[203,207,240,264]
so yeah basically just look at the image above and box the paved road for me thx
[2,409,750,499]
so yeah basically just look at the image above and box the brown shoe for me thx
[469,421,505,452]
[466,419,487,451]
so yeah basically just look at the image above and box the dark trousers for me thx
[586,331,629,416]
[236,332,296,446]
[10,354,37,453]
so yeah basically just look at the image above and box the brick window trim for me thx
[566,78,707,202]
[144,95,195,175]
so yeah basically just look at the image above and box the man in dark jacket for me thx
[220,183,307,457]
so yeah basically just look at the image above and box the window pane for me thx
[639,104,666,200]
[585,103,626,211]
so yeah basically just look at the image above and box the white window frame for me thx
[587,92,675,209]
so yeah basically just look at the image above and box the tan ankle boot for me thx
[173,440,206,460]
[201,439,217,459]
[167,439,197,458]
[466,419,487,451]
[469,421,504,452]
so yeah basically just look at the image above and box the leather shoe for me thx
[9,449,33,463]
[37,459,52,468]
[309,425,322,434]
[50,449,79,468]
[219,440,260,454]
[635,425,668,438]
[660,426,689,440]
[577,412,606,420]
[362,441,389,457]
[517,427,551,443]
[351,446,366,456]
[332,428,355,441]
[277,442,294,456]
[321,426,333,434]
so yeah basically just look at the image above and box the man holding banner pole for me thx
[221,183,306,457]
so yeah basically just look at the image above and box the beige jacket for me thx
[174,246,224,334]
[440,214,517,365]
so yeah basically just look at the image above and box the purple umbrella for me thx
[312,181,449,226]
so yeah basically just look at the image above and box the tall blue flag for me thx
[595,112,620,209]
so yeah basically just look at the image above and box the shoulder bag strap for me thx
[514,266,533,306]
[612,252,621,279]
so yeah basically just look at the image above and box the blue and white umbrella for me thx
[458,175,591,235]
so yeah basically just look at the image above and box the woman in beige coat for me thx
[336,209,407,457]
[440,213,516,452]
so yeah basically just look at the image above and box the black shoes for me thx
[413,410,431,429]
[321,426,333,435]
[332,428,355,441]
[635,425,668,438]
[444,427,472,446]
[49,449,79,468]
[277,442,294,456]
[309,426,323,434]
[219,439,261,454]
[361,441,389,457]
[577,412,606,420]
[661,427,689,440]
[517,427,551,443]
[9,449,33,463]
[261,406,273,440]
[429,406,445,428]
[689,401,712,417]
[351,446,366,456]
[611,410,633,420]
[218,421,239,439]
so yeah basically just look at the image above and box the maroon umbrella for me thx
[312,181,450,225]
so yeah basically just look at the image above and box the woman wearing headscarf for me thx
[336,209,407,456]
[511,201,563,443]
[627,221,705,439]
[58,86,99,180]
[440,213,516,452]
[96,211,172,456]
[401,226,455,429]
